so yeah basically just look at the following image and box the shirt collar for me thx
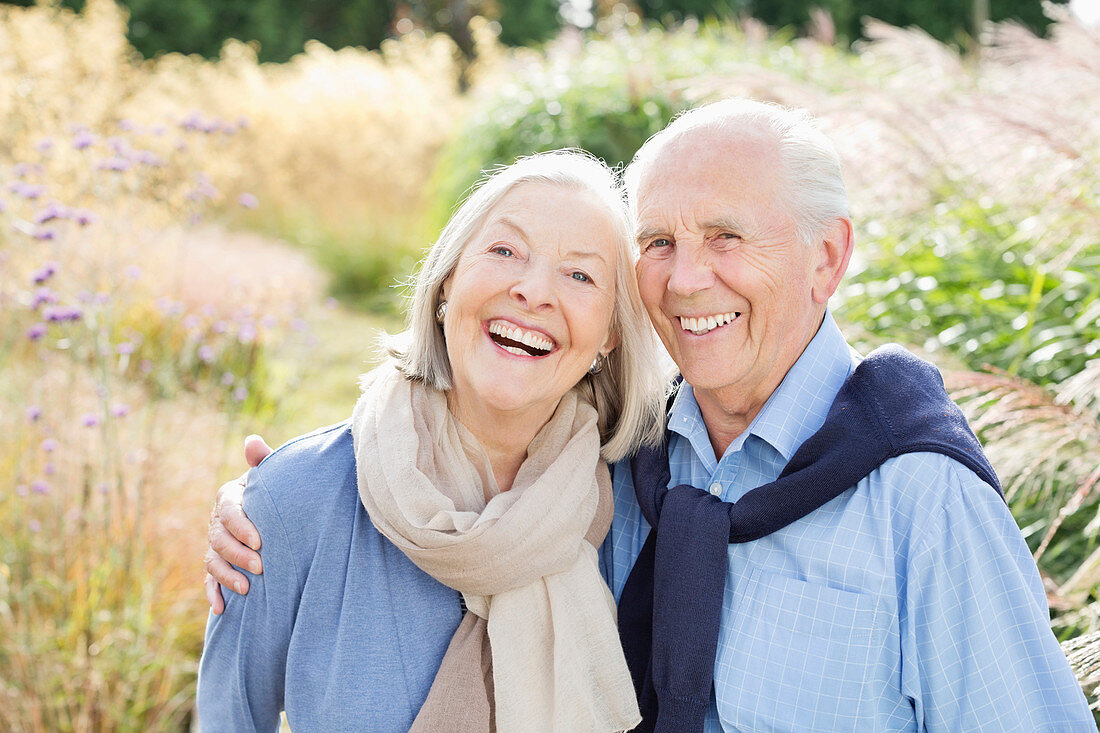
[668,310,857,464]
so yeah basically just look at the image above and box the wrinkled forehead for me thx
[632,127,786,223]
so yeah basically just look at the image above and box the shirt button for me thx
[708,482,722,497]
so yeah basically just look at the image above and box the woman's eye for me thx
[570,271,591,283]
[491,245,515,257]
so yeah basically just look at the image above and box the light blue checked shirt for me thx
[601,312,1093,732]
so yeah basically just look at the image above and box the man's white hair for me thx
[624,98,850,246]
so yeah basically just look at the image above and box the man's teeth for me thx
[488,321,553,355]
[678,311,740,335]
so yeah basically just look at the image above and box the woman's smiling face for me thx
[441,182,619,427]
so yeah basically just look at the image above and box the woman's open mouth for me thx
[487,320,556,357]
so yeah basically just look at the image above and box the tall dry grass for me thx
[0,0,454,727]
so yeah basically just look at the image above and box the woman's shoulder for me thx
[243,420,359,558]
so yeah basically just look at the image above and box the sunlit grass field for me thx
[1,1,1098,728]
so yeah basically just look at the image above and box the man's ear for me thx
[811,217,853,304]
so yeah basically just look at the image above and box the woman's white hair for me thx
[624,98,849,246]
[390,149,667,461]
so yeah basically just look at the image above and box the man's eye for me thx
[647,238,672,250]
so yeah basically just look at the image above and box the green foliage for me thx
[498,0,562,46]
[838,191,1099,388]
[749,0,1067,44]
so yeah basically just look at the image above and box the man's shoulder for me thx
[868,451,1008,540]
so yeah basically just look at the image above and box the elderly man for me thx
[205,100,1092,731]
[600,100,1092,731]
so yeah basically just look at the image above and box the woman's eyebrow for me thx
[565,250,611,266]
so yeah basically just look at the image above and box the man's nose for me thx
[666,246,714,297]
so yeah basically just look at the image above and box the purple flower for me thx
[97,482,110,495]
[12,182,46,199]
[140,359,153,374]
[31,287,58,309]
[43,306,82,323]
[76,290,94,303]
[152,124,167,136]
[80,412,100,428]
[43,462,56,476]
[107,136,128,153]
[110,403,129,418]
[238,324,257,344]
[26,405,42,422]
[41,437,59,452]
[30,262,58,284]
[233,386,248,402]
[198,344,216,363]
[261,315,278,328]
[291,318,309,332]
[119,119,137,132]
[124,265,141,279]
[28,519,42,532]
[73,209,96,226]
[26,323,47,341]
[133,150,164,167]
[0,198,6,213]
[182,314,202,330]
[97,157,132,172]
[31,480,49,494]
[236,116,250,129]
[13,163,42,178]
[221,372,236,386]
[36,137,54,153]
[212,320,228,334]
[238,192,259,209]
[95,292,110,305]
[180,112,204,131]
[116,341,135,355]
[72,130,96,150]
[33,229,56,241]
[34,203,68,225]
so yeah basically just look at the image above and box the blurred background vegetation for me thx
[1,0,1098,729]
[0,0,1070,60]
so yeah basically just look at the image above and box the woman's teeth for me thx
[679,311,740,335]
[488,321,553,356]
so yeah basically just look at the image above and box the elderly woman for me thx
[196,151,667,731]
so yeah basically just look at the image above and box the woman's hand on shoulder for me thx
[204,435,272,614]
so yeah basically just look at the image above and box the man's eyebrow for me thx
[635,224,668,244]
[701,216,749,233]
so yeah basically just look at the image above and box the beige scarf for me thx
[351,364,641,733]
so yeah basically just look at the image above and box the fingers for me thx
[244,434,273,468]
[205,572,226,615]
[215,474,261,551]
[205,548,252,596]
[211,519,263,576]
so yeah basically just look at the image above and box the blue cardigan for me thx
[196,422,462,731]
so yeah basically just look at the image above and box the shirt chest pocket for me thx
[713,567,880,732]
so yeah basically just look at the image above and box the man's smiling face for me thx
[633,125,829,415]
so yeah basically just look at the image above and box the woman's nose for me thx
[510,261,557,312]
